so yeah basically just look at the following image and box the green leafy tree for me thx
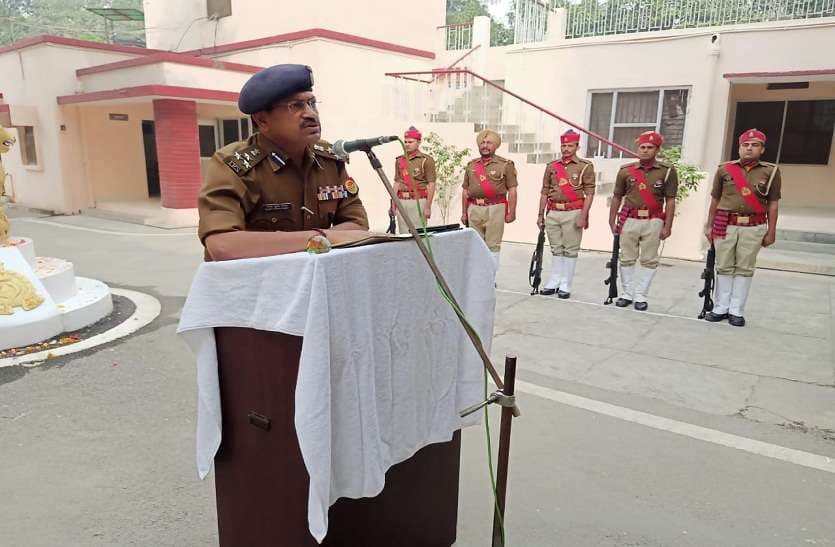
[446,0,514,46]
[0,0,144,46]
[422,132,470,223]
[658,145,705,203]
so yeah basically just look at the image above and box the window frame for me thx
[198,120,220,159]
[216,118,252,148]
[585,86,691,159]
[18,125,40,169]
[730,99,835,166]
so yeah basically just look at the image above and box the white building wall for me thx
[397,20,835,257]
[0,44,142,213]
[78,63,252,94]
[142,0,445,54]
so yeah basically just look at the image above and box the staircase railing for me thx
[386,68,636,163]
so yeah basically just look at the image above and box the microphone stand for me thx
[361,147,520,417]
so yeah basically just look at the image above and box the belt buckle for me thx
[476,198,486,206]
[555,202,566,210]
[403,192,411,199]
[638,209,649,218]
[737,216,749,224]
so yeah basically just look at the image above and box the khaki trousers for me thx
[545,210,583,258]
[468,203,506,252]
[396,198,428,234]
[620,218,663,269]
[715,224,767,277]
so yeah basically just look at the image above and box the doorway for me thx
[142,120,160,198]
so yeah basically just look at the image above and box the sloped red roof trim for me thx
[185,28,435,59]
[77,52,263,76]
[0,34,159,57]
[57,85,239,105]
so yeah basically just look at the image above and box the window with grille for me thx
[586,88,689,158]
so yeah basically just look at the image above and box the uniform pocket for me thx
[755,181,769,196]
[248,210,294,231]
[317,199,338,227]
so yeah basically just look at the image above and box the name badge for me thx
[263,203,291,212]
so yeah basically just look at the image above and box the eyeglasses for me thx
[276,98,320,115]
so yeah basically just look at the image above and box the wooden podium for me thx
[213,327,462,547]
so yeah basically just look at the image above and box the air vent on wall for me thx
[767,82,810,90]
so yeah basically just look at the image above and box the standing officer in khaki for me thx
[608,131,678,311]
[198,64,369,261]
[461,129,518,272]
[704,128,781,327]
[537,129,595,298]
[393,126,436,233]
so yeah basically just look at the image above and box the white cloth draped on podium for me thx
[177,229,495,542]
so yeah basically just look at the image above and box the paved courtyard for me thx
[1,210,834,546]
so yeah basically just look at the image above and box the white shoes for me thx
[541,255,564,294]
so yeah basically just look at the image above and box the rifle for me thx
[528,225,546,295]
[386,200,396,234]
[698,244,716,319]
[603,234,620,305]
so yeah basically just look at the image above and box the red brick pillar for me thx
[153,99,201,209]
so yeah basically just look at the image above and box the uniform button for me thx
[271,217,278,223]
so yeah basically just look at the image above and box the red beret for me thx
[560,130,580,144]
[635,131,664,147]
[739,128,766,145]
[404,126,422,140]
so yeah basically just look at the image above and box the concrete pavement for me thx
[1,211,834,546]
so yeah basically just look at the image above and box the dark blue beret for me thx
[238,64,314,114]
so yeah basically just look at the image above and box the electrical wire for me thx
[171,16,208,52]
[396,137,506,544]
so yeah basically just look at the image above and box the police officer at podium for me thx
[198,64,369,260]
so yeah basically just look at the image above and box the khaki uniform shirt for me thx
[393,151,437,191]
[541,156,595,202]
[198,134,369,249]
[711,160,781,213]
[614,161,678,208]
[461,155,518,198]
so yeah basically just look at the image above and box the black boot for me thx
[615,298,632,308]
[557,290,570,299]
[634,301,648,311]
[728,314,746,327]
[704,312,728,322]
[540,287,556,296]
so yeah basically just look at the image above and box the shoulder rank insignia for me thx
[225,145,265,175]
[312,141,344,162]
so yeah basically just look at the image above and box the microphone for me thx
[332,136,398,157]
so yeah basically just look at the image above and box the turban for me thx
[476,129,501,147]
